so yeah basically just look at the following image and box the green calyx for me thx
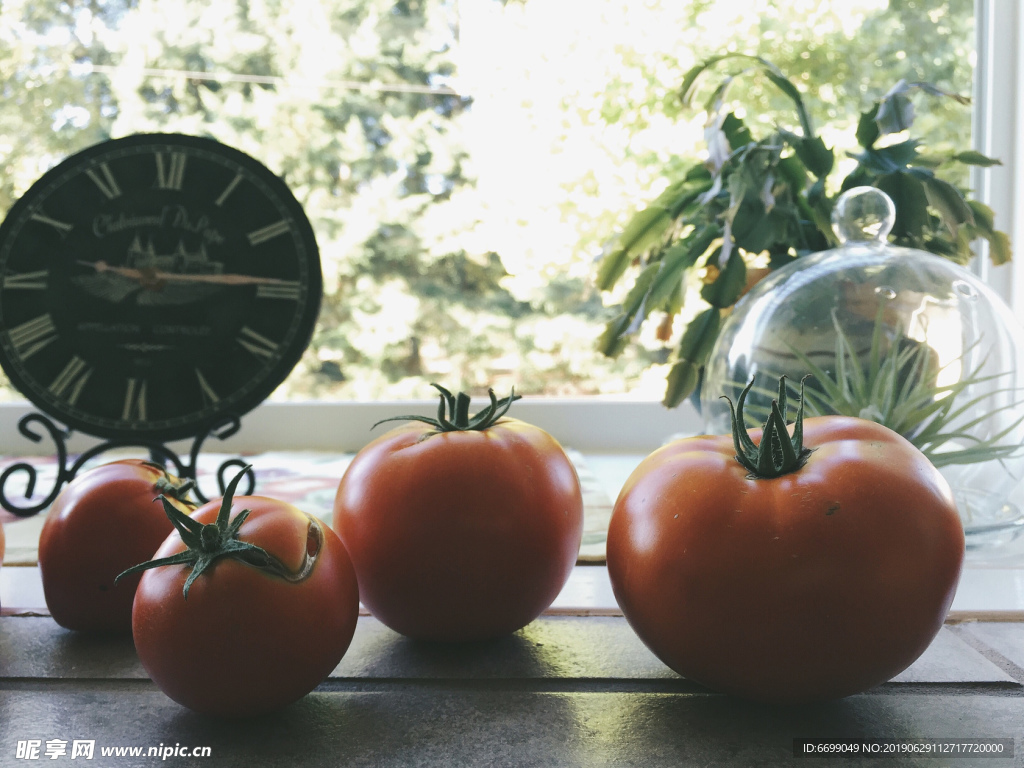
[374,383,522,435]
[115,465,320,599]
[722,375,813,479]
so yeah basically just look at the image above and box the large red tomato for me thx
[333,386,583,642]
[124,468,359,717]
[38,459,192,632]
[607,378,965,703]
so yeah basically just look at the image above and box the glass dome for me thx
[701,186,1024,550]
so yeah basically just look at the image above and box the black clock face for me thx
[0,133,322,440]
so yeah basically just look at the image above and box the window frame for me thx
[972,0,1022,307]
[0,397,701,455]
[0,1,1017,455]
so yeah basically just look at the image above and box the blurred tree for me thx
[0,0,977,402]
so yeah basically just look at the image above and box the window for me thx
[0,0,1011,452]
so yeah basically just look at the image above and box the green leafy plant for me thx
[735,308,1024,469]
[597,54,1011,407]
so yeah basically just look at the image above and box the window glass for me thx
[0,0,976,402]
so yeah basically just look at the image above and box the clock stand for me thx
[0,410,255,517]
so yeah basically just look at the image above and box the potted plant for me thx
[596,53,1011,408]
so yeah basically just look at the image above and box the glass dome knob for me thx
[831,186,896,244]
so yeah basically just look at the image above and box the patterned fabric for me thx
[0,450,612,566]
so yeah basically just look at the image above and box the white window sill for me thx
[4,563,1024,619]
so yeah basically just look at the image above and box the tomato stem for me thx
[140,460,196,505]
[722,375,813,478]
[115,465,321,599]
[373,383,522,435]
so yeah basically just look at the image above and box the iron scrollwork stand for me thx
[0,412,255,518]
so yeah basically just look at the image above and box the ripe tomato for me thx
[333,386,583,642]
[123,468,359,717]
[607,378,965,703]
[38,459,193,632]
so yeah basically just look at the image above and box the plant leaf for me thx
[877,172,929,239]
[647,226,720,310]
[875,80,971,136]
[597,261,661,357]
[700,250,747,308]
[780,129,833,178]
[720,112,753,149]
[951,150,1001,167]
[986,230,1012,266]
[856,106,881,149]
[680,53,780,106]
[923,176,975,235]
[875,79,916,134]
[597,176,706,291]
[663,360,701,409]
[597,209,672,291]
[967,199,996,232]
[965,200,1013,265]
[663,308,721,406]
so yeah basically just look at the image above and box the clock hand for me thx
[78,260,293,286]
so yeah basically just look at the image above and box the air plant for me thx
[737,308,1024,469]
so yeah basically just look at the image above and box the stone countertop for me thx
[2,614,1023,767]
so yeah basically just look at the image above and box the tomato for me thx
[38,459,193,632]
[333,385,583,642]
[122,467,359,717]
[607,377,965,703]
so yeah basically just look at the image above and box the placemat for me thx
[0,450,611,566]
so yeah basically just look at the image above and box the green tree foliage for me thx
[0,0,977,402]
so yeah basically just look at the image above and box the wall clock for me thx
[0,133,322,445]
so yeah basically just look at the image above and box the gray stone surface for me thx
[334,616,681,680]
[958,622,1024,674]
[889,627,1015,683]
[0,617,142,678]
[2,616,1015,684]
[1,688,1022,767]
[1,616,1023,767]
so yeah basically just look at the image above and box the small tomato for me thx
[607,377,965,703]
[120,467,359,717]
[333,386,583,642]
[38,459,193,632]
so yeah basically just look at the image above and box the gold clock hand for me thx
[78,260,292,286]
[79,260,145,280]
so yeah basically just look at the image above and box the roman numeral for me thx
[255,281,301,300]
[155,152,187,190]
[247,220,290,246]
[237,326,278,359]
[195,368,220,405]
[48,356,92,405]
[215,173,243,207]
[85,163,122,199]
[29,213,73,236]
[3,270,48,290]
[122,378,147,421]
[7,314,57,360]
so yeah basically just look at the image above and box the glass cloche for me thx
[701,186,1024,550]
